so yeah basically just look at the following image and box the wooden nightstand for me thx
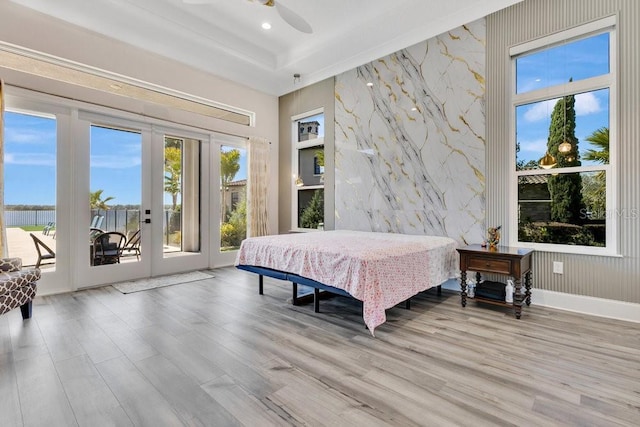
[457,244,534,318]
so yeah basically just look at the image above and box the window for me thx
[292,109,324,230]
[220,144,247,251]
[511,17,616,255]
[163,135,201,256]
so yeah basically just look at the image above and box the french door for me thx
[75,114,210,288]
[3,88,231,293]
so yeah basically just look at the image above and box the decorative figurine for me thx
[487,225,501,249]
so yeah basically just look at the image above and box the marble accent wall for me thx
[334,19,485,245]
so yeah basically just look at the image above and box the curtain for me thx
[0,79,6,257]
[247,136,270,237]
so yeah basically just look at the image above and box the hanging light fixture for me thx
[294,175,304,187]
[538,152,557,169]
[558,139,572,153]
[558,92,572,155]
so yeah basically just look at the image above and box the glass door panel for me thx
[163,135,201,258]
[89,125,142,266]
[220,145,246,251]
[4,111,57,270]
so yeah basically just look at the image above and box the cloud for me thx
[522,92,602,123]
[5,152,56,167]
[4,127,56,145]
[574,92,601,115]
[90,155,142,169]
[523,99,557,122]
[519,138,548,153]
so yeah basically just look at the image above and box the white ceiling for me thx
[9,0,522,96]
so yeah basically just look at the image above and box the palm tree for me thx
[220,149,240,222]
[583,127,609,164]
[583,127,609,218]
[164,145,182,210]
[90,190,114,210]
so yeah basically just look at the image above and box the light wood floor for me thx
[1,267,639,426]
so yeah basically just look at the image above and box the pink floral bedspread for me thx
[235,230,458,334]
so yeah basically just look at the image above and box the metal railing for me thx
[6,209,180,245]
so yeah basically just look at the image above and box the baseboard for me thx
[530,288,640,323]
[441,279,640,324]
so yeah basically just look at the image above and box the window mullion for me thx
[513,74,611,106]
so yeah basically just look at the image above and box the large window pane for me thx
[516,88,609,170]
[220,145,246,251]
[298,146,324,186]
[4,111,57,269]
[90,125,142,265]
[516,32,609,94]
[518,171,605,247]
[164,136,201,256]
[298,188,324,229]
[296,113,324,143]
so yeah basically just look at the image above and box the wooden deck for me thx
[1,266,639,426]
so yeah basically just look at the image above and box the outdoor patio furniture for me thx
[30,233,56,268]
[92,231,127,265]
[90,214,105,229]
[89,227,104,242]
[122,229,141,260]
[0,257,40,319]
[42,221,56,236]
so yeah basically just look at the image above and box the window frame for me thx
[508,16,618,256]
[291,108,324,232]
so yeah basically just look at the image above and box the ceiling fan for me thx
[183,0,313,34]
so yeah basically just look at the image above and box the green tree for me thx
[582,127,609,217]
[90,190,114,210]
[164,145,182,210]
[220,149,241,221]
[220,189,247,249]
[584,127,609,164]
[300,190,324,229]
[546,89,584,223]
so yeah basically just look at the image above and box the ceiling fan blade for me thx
[275,2,313,34]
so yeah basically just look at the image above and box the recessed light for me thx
[366,82,373,87]
[109,83,123,90]
[262,22,271,30]
[411,107,417,111]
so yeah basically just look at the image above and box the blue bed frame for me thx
[236,264,441,313]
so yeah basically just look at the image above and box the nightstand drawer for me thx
[468,257,511,274]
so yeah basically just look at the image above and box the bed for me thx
[235,230,458,334]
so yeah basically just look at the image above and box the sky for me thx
[4,33,607,205]
[515,32,610,166]
[3,113,247,206]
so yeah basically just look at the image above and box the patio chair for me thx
[42,222,56,236]
[89,227,104,242]
[121,229,141,260]
[90,214,105,229]
[92,231,127,265]
[30,233,56,268]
